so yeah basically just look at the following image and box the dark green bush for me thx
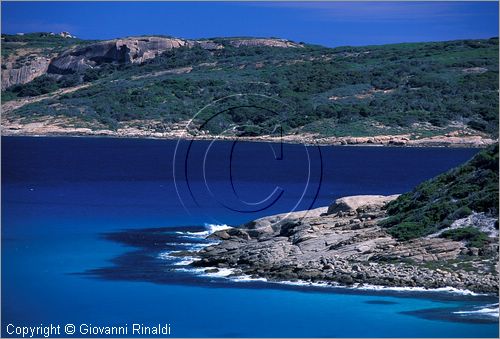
[387,222,427,240]
[11,75,59,97]
[382,145,498,240]
[468,120,488,132]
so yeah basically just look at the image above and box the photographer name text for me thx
[5,323,172,337]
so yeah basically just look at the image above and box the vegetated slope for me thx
[382,144,499,245]
[2,34,499,139]
[1,33,92,91]
[1,32,85,59]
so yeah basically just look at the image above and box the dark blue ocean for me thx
[2,136,498,338]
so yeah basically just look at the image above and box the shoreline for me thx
[0,131,495,148]
[180,263,496,298]
[187,196,499,295]
[165,226,498,301]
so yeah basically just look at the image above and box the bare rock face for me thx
[59,31,76,39]
[2,35,301,87]
[239,206,328,236]
[47,37,300,74]
[327,194,399,215]
[189,40,224,50]
[228,38,302,48]
[49,37,190,74]
[1,56,51,90]
[374,238,465,262]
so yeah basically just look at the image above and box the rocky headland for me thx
[189,195,499,294]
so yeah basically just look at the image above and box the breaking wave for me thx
[174,223,231,239]
[454,303,499,318]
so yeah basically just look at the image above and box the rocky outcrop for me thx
[48,37,191,73]
[327,195,399,214]
[429,213,499,239]
[190,40,224,50]
[59,31,76,39]
[47,36,300,74]
[1,36,222,87]
[1,35,299,87]
[193,195,499,293]
[1,56,51,90]
[228,38,302,48]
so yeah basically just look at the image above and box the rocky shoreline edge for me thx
[1,129,496,148]
[1,101,495,147]
[183,195,498,295]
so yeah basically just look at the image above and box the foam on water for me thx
[176,231,209,238]
[165,242,207,247]
[157,251,173,260]
[353,284,486,297]
[230,275,268,282]
[170,263,490,302]
[174,224,231,239]
[164,227,491,299]
[174,266,236,278]
[454,303,500,318]
[203,267,236,278]
[276,280,333,288]
[175,267,207,274]
[205,223,232,233]
[159,225,232,266]
[173,261,487,298]
[173,257,201,266]
[160,223,498,323]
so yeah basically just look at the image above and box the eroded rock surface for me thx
[48,37,300,74]
[49,37,191,73]
[1,55,51,90]
[193,195,499,293]
[2,36,300,86]
[228,38,302,48]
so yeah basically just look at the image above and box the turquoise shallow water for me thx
[2,136,498,337]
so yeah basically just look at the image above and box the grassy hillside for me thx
[2,36,499,138]
[1,32,86,59]
[381,144,499,243]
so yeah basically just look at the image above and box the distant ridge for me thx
[1,33,498,145]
